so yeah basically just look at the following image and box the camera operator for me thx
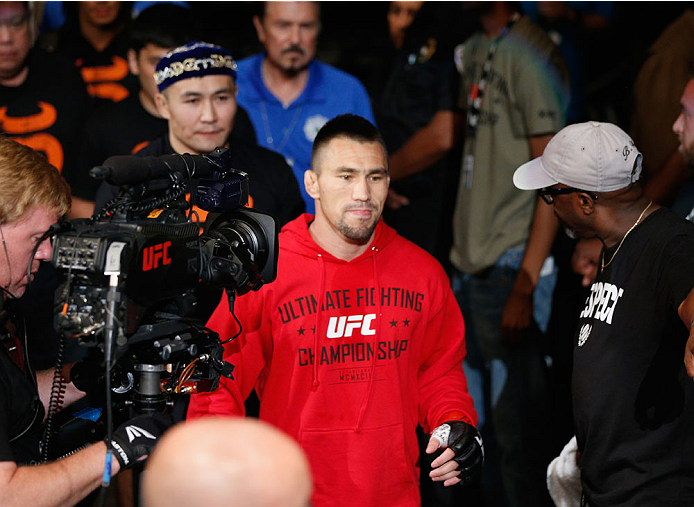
[94,41,304,229]
[0,137,171,507]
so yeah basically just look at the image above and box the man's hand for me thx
[501,269,535,345]
[685,326,694,379]
[426,421,483,486]
[571,238,602,287]
[501,289,533,345]
[109,413,174,470]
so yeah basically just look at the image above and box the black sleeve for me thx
[50,50,95,178]
[434,60,462,114]
[0,380,13,462]
[66,113,105,200]
[262,150,305,227]
[232,106,258,145]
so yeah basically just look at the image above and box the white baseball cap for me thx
[513,121,643,192]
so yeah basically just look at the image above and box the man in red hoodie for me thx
[188,114,482,506]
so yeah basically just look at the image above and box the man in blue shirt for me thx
[237,1,376,214]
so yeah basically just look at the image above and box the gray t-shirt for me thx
[450,15,569,274]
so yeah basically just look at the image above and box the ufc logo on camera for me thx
[142,241,172,272]
[327,314,376,339]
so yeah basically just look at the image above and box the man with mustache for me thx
[188,114,483,507]
[514,121,694,507]
[236,1,376,215]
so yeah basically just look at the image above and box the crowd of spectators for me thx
[3,1,694,507]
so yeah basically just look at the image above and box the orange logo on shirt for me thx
[78,55,130,102]
[0,101,57,133]
[131,140,151,154]
[185,193,255,224]
[0,102,64,171]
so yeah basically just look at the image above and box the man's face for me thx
[155,74,237,155]
[308,137,390,243]
[673,79,694,166]
[0,2,31,81]
[543,185,589,239]
[0,206,58,298]
[254,1,320,75]
[387,1,423,49]
[128,43,171,103]
[79,1,121,28]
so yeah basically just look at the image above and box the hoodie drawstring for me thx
[312,254,325,390]
[354,246,381,433]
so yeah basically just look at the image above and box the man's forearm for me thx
[678,287,694,379]
[0,441,118,507]
[68,197,95,220]
[515,199,559,292]
[514,132,559,291]
[36,367,86,417]
[679,287,694,331]
[388,111,463,181]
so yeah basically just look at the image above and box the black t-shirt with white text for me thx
[573,207,694,506]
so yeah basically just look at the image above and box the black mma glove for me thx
[108,413,174,469]
[431,420,484,485]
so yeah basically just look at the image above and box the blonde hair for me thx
[0,136,70,225]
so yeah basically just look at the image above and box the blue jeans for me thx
[452,246,555,507]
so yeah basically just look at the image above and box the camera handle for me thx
[132,364,168,414]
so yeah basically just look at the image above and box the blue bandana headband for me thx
[154,41,238,92]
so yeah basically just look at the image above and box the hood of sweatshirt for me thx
[279,214,398,431]
[280,213,398,262]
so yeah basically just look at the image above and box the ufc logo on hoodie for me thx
[327,314,376,338]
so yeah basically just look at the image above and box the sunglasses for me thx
[538,187,599,205]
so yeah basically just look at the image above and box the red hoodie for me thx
[188,215,477,507]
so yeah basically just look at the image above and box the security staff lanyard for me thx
[463,12,520,189]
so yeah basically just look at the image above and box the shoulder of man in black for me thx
[96,133,306,226]
[68,97,167,200]
[93,134,172,213]
[133,133,172,157]
[226,136,305,226]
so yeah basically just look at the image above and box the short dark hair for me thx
[129,3,193,53]
[311,114,388,172]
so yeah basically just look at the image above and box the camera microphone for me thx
[91,151,224,186]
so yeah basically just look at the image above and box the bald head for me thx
[142,417,312,507]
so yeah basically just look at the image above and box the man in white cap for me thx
[513,121,694,506]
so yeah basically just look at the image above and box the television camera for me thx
[49,148,278,416]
